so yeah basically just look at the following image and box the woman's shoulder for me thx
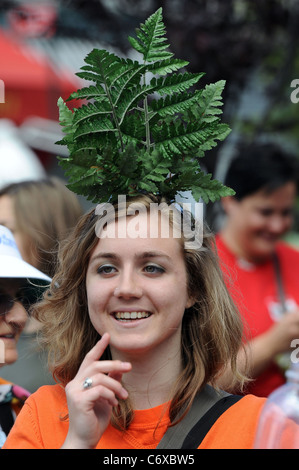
[198,394,266,449]
[27,383,67,408]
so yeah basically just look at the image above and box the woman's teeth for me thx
[114,311,150,320]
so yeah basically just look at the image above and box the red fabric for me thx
[216,235,299,396]
[0,29,79,124]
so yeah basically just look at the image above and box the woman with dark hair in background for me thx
[216,142,299,397]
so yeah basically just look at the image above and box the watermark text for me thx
[291,339,299,364]
[95,195,203,249]
[290,79,299,104]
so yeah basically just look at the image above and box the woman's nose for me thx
[114,272,142,299]
[3,302,28,329]
[268,215,290,234]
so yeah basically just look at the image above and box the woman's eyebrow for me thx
[90,251,171,263]
[137,251,171,261]
[90,253,118,263]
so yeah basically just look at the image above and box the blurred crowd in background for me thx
[0,0,299,225]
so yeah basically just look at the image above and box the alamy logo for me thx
[95,195,203,249]
[0,79,4,103]
[290,79,299,104]
[291,339,299,364]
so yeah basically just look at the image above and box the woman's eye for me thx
[97,265,117,275]
[259,208,273,217]
[144,265,165,274]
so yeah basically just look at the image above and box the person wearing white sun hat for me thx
[0,224,51,447]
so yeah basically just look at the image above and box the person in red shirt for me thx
[216,141,299,397]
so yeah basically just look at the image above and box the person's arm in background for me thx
[217,309,299,390]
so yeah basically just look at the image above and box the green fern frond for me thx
[197,80,227,122]
[150,91,202,118]
[152,72,204,95]
[57,8,234,204]
[149,58,189,75]
[128,8,173,63]
[191,170,235,203]
[153,120,210,159]
[68,85,107,101]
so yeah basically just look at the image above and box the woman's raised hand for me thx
[62,333,131,449]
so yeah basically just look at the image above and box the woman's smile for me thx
[86,213,193,356]
[112,311,152,321]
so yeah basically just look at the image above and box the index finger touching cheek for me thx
[82,332,111,366]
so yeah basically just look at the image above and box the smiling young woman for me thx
[3,194,270,449]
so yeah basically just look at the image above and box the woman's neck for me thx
[111,346,182,410]
[220,226,270,265]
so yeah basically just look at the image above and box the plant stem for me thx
[143,70,151,152]
[103,81,125,152]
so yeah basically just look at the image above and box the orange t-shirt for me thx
[3,384,267,449]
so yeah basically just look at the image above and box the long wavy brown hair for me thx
[33,193,248,430]
[0,177,83,277]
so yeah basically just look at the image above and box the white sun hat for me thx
[0,119,46,190]
[0,225,51,302]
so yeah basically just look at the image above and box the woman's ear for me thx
[221,196,238,215]
[185,295,195,310]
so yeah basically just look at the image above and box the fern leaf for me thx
[74,117,115,140]
[152,72,204,95]
[153,121,208,159]
[120,114,145,145]
[56,97,77,150]
[67,85,106,101]
[72,133,117,153]
[73,101,111,125]
[113,84,155,125]
[57,8,232,205]
[111,64,146,101]
[128,8,173,63]
[197,123,231,155]
[199,80,226,119]
[148,58,189,75]
[82,49,125,87]
[150,91,202,118]
[191,170,235,203]
[57,97,74,132]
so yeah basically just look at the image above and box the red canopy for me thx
[0,29,79,125]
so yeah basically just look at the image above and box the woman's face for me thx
[0,280,28,366]
[224,182,296,262]
[0,194,34,266]
[86,213,193,359]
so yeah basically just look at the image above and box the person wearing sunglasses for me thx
[0,224,51,446]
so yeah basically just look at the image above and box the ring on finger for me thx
[83,377,93,390]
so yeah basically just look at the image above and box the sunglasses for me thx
[0,289,31,317]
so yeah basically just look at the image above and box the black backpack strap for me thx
[0,402,14,437]
[181,394,243,449]
[157,385,234,449]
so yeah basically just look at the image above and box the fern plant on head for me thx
[57,7,234,204]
